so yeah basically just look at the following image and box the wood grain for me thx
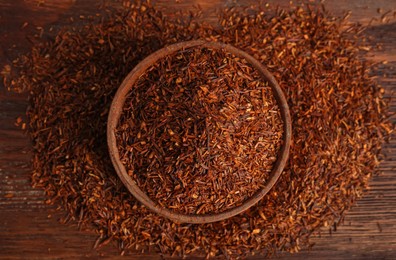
[0,0,395,259]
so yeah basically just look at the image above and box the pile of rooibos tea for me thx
[115,46,284,215]
[2,1,392,258]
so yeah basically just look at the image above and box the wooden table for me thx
[0,0,395,259]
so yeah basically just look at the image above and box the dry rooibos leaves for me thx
[2,1,393,258]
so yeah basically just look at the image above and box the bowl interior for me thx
[107,40,292,224]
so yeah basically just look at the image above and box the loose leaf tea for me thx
[115,47,284,215]
[2,1,393,258]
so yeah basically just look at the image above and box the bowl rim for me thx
[107,40,292,224]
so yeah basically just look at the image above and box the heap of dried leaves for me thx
[2,1,392,258]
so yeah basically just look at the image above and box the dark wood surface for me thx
[0,0,395,259]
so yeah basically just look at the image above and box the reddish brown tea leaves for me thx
[2,2,393,259]
[115,47,283,215]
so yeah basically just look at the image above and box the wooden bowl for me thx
[107,40,292,224]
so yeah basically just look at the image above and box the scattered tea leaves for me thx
[3,2,393,258]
